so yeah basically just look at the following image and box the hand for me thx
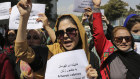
[92,0,101,8]
[102,15,109,24]
[9,8,12,14]
[134,43,137,50]
[86,64,98,79]
[81,13,87,23]
[102,15,106,21]
[17,0,32,18]
[36,13,50,29]
[84,7,93,21]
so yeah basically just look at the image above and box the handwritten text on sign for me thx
[73,0,93,12]
[0,2,11,20]
[9,4,45,29]
[45,49,89,79]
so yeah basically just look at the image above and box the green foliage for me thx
[136,4,140,10]
[101,0,128,21]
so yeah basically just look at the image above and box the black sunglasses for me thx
[27,35,40,40]
[114,36,132,43]
[55,27,78,40]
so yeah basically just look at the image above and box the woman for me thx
[14,0,100,79]
[15,29,47,79]
[92,0,140,78]
[124,14,140,54]
[2,30,17,78]
[3,30,16,54]
[27,29,47,46]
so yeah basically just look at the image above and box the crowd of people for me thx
[0,0,140,79]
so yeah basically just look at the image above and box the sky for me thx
[57,0,140,16]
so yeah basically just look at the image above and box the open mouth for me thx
[64,40,73,47]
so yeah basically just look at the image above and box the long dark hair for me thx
[126,15,140,31]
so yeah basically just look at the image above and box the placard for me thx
[0,2,11,20]
[73,0,93,13]
[45,49,89,79]
[135,42,140,55]
[9,4,46,29]
[101,9,104,15]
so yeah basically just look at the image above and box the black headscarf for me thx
[115,50,140,79]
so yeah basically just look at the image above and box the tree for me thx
[136,4,140,10]
[101,0,128,21]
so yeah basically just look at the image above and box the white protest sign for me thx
[135,42,140,55]
[45,49,89,79]
[73,0,93,13]
[0,2,11,20]
[9,4,46,29]
[101,9,104,15]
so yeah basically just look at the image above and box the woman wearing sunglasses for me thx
[93,0,140,79]
[14,29,48,79]
[27,29,41,46]
[27,29,47,46]
[14,0,100,79]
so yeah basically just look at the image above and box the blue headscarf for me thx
[123,14,138,27]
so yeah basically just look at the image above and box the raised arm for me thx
[15,0,35,63]
[36,13,56,43]
[16,0,32,42]
[92,0,112,58]
[92,0,101,8]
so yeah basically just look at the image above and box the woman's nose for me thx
[63,32,69,39]
[122,38,127,43]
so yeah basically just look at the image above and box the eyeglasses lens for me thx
[56,28,77,40]
[115,36,131,43]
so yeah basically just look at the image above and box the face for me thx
[131,23,140,35]
[114,29,132,51]
[27,30,41,46]
[57,19,79,51]
[8,30,16,43]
